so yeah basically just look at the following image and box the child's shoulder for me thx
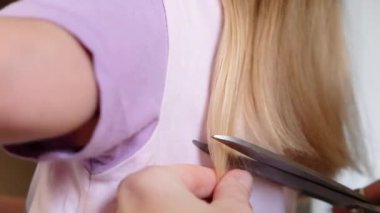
[0,0,169,162]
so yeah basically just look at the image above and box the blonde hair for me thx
[207,0,363,177]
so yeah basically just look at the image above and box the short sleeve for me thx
[1,0,169,161]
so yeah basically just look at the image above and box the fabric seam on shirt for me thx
[89,118,159,176]
[88,0,171,176]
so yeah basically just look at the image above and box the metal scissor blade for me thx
[238,158,380,212]
[192,138,380,213]
[212,135,369,202]
[193,139,210,154]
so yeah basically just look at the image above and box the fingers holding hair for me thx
[212,170,254,213]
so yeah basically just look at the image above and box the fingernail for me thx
[232,170,253,191]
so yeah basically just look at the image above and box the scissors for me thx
[193,135,380,213]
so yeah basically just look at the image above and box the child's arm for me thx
[0,17,98,146]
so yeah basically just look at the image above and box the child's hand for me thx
[117,165,253,213]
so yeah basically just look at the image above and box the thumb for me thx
[212,170,253,213]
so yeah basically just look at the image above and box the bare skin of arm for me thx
[0,17,98,146]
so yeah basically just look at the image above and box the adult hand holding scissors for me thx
[117,165,253,213]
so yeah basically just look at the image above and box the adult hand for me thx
[117,165,253,213]
[362,180,380,201]
[333,180,380,213]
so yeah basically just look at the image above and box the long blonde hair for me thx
[207,0,362,177]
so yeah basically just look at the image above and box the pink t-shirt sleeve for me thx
[0,0,168,165]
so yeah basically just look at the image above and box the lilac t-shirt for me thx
[1,0,297,212]
[1,0,168,173]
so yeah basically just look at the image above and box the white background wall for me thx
[312,0,380,212]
